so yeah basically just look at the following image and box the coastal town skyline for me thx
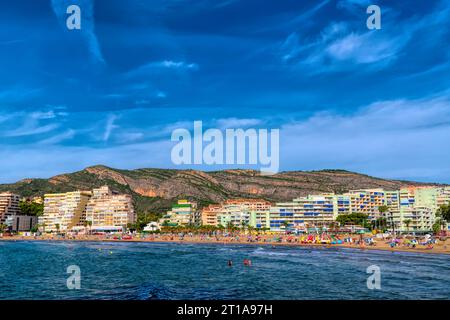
[2,182,449,234]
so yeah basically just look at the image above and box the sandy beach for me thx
[1,234,449,255]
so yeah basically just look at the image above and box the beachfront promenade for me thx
[1,232,449,255]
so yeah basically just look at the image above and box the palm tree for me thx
[378,205,388,218]
[329,221,338,234]
[282,221,290,233]
[86,220,92,235]
[403,219,412,233]
[240,221,248,234]
[440,219,447,234]
[436,204,450,233]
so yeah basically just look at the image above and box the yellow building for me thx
[346,189,386,220]
[41,191,92,232]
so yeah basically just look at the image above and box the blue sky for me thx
[0,0,449,183]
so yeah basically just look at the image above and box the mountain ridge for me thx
[0,165,445,215]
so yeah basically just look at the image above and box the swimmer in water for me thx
[227,260,233,267]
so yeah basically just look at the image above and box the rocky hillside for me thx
[0,165,440,215]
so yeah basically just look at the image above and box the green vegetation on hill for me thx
[0,166,440,221]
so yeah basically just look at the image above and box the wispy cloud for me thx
[127,60,199,77]
[215,118,264,129]
[278,1,450,73]
[39,129,76,145]
[103,114,119,142]
[51,0,105,64]
[281,20,409,73]
[3,111,60,137]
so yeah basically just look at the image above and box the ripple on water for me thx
[0,241,449,300]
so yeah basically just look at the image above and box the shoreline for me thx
[1,236,449,256]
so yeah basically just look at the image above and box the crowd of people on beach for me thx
[1,230,447,253]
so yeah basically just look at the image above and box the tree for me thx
[403,219,412,233]
[19,201,44,216]
[336,213,370,228]
[282,221,290,233]
[376,217,387,229]
[86,220,92,235]
[127,223,137,232]
[241,221,248,233]
[432,220,441,234]
[39,222,47,233]
[378,205,389,216]
[329,222,338,233]
[30,224,39,233]
[0,223,7,233]
[436,204,450,222]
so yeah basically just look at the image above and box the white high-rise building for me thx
[85,186,136,232]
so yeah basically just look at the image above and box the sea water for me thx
[0,241,448,300]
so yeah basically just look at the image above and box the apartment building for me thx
[346,189,386,220]
[201,204,222,226]
[85,186,136,232]
[40,191,92,232]
[0,192,20,224]
[41,186,135,233]
[200,199,271,229]
[270,194,336,232]
[217,203,251,228]
[223,199,271,229]
[436,186,450,207]
[333,194,351,216]
[160,200,197,226]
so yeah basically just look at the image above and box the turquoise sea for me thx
[0,241,449,300]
